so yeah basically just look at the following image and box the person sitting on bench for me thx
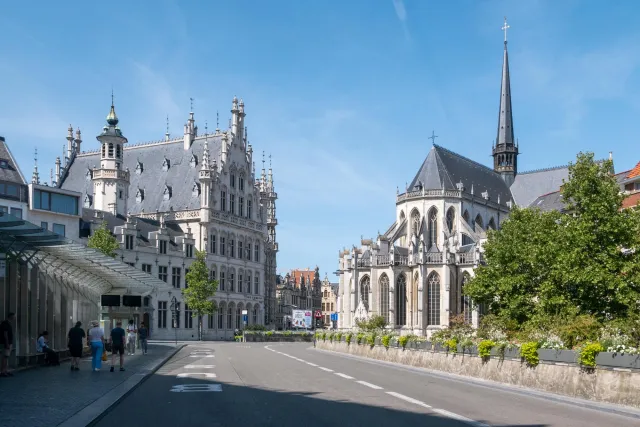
[36,331,59,366]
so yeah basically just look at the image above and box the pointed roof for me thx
[496,37,515,146]
[408,144,513,205]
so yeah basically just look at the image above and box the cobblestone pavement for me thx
[0,344,176,427]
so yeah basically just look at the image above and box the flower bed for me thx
[243,331,314,342]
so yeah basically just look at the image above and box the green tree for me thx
[87,221,120,258]
[183,250,218,340]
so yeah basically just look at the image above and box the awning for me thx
[0,212,172,299]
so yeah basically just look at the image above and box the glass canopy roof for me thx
[0,212,172,299]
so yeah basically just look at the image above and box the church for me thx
[52,96,279,340]
[337,21,587,336]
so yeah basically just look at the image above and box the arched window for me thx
[475,214,484,231]
[462,273,473,324]
[379,274,389,323]
[412,272,419,326]
[253,306,258,324]
[236,305,243,329]
[411,209,420,236]
[446,207,455,233]
[360,276,371,307]
[463,210,470,224]
[108,143,114,158]
[428,207,438,249]
[399,211,405,222]
[395,274,407,326]
[116,144,121,159]
[487,217,496,230]
[218,302,226,329]
[427,272,440,326]
[227,303,234,330]
[101,144,106,158]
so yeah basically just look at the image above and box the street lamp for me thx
[169,292,178,347]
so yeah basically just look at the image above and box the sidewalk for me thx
[0,343,180,427]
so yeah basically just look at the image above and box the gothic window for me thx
[101,144,106,157]
[163,185,172,201]
[462,272,473,324]
[227,304,234,329]
[116,144,121,159]
[230,194,235,214]
[135,161,143,174]
[395,274,407,326]
[108,143,114,158]
[246,272,252,294]
[463,210,470,224]
[192,182,201,197]
[190,154,198,168]
[135,189,144,203]
[487,217,496,230]
[221,191,227,211]
[359,276,370,307]
[239,177,244,191]
[461,233,474,246]
[427,207,438,250]
[162,158,170,171]
[446,207,455,233]
[412,272,419,326]
[411,209,420,236]
[427,272,441,326]
[231,173,236,188]
[239,197,244,217]
[475,214,484,231]
[399,210,406,222]
[247,199,252,219]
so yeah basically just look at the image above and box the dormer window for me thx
[159,240,167,254]
[135,161,143,174]
[0,160,8,169]
[162,158,170,171]
[185,244,194,258]
[192,182,201,197]
[86,169,92,180]
[163,185,172,201]
[135,188,145,203]
[190,154,198,168]
[83,194,92,208]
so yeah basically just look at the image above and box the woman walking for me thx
[67,321,85,371]
[87,320,105,372]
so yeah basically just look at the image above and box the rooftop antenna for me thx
[216,111,220,131]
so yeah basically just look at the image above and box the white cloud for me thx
[392,0,411,41]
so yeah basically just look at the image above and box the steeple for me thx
[492,16,519,187]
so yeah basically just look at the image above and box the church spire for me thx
[492,16,518,186]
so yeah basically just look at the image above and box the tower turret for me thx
[93,95,130,215]
[74,127,82,153]
[66,125,74,164]
[492,17,519,187]
[199,124,214,222]
[184,98,196,150]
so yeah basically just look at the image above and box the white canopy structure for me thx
[0,212,171,299]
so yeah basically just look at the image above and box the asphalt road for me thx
[94,342,640,427]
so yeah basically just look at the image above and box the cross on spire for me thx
[428,130,438,145]
[269,154,272,169]
[502,16,510,43]
[262,151,265,169]
[111,88,114,106]
[216,111,219,130]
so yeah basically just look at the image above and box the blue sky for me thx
[2,0,640,280]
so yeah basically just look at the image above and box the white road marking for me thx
[177,372,217,378]
[306,362,318,367]
[292,358,305,362]
[189,354,215,358]
[184,365,216,369]
[334,373,355,379]
[318,367,334,372]
[170,384,223,392]
[386,392,432,409]
[432,408,491,427]
[356,380,383,390]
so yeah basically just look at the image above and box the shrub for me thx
[328,332,335,342]
[460,338,474,353]
[398,335,410,349]
[356,315,388,332]
[381,334,392,349]
[444,338,458,353]
[478,340,495,359]
[356,333,365,345]
[245,324,267,331]
[520,341,540,367]
[321,332,327,341]
[335,332,343,342]
[234,335,242,342]
[366,333,376,348]
[345,333,353,345]
[266,331,274,337]
[558,315,601,349]
[283,331,292,336]
[577,342,604,368]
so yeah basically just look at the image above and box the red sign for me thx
[314,310,322,318]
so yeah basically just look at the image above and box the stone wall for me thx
[316,340,640,409]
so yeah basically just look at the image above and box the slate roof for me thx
[0,136,28,185]
[510,166,570,208]
[529,191,565,212]
[409,144,513,205]
[60,134,223,215]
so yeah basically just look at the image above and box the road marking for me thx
[177,372,217,378]
[432,408,490,427]
[306,362,318,367]
[170,384,223,392]
[356,380,383,390]
[335,373,355,379]
[292,357,305,362]
[189,355,215,358]
[318,367,334,372]
[184,365,215,369]
[386,392,432,409]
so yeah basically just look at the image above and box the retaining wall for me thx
[316,339,640,408]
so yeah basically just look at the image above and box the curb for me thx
[313,346,640,421]
[57,344,186,427]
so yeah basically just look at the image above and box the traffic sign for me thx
[330,312,338,322]
[314,310,322,318]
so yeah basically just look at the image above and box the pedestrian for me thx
[88,320,105,372]
[67,321,85,371]
[138,322,148,355]
[110,321,126,372]
[126,319,136,356]
[0,312,15,377]
[37,331,60,366]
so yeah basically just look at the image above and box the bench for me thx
[16,347,90,368]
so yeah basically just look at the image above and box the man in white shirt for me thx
[126,320,137,356]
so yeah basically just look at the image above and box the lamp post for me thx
[169,294,178,347]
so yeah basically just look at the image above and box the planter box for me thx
[457,345,478,355]
[595,352,640,369]
[538,349,576,364]
[432,343,447,352]
[491,346,520,359]
[374,337,382,346]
